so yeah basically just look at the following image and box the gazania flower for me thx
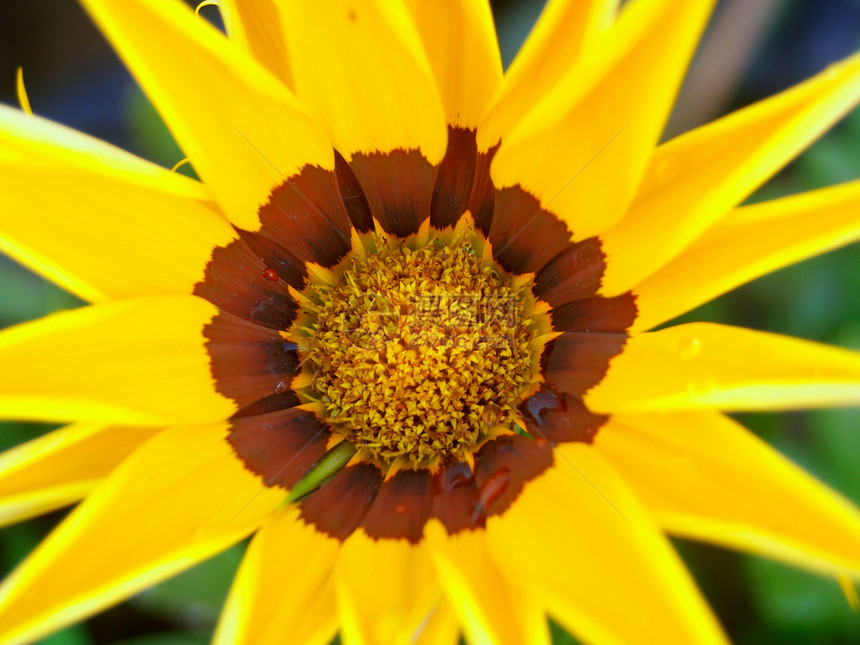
[2,0,860,643]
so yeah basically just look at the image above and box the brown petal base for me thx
[195,128,637,542]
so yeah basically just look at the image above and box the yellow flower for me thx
[1,0,860,643]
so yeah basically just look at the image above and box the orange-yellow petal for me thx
[487,0,714,240]
[600,51,860,296]
[213,507,339,645]
[485,445,727,645]
[336,532,440,645]
[598,411,860,580]
[404,0,502,129]
[79,0,333,230]
[218,0,292,88]
[279,0,446,163]
[425,522,549,645]
[412,600,460,645]
[0,106,236,303]
[480,0,619,147]
[583,323,860,414]
[0,422,283,645]
[631,180,860,330]
[0,423,161,528]
[0,295,235,425]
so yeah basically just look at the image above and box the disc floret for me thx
[302,235,536,465]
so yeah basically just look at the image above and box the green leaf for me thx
[131,544,245,628]
[743,555,860,638]
[37,625,93,645]
[110,634,209,645]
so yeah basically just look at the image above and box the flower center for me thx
[301,234,537,465]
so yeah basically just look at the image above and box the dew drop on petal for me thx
[686,378,717,397]
[677,337,702,359]
[263,268,279,281]
[274,381,287,393]
[394,503,408,514]
[525,390,566,428]
[435,461,474,493]
[472,466,510,520]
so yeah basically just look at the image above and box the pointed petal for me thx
[583,323,860,414]
[600,51,860,295]
[218,0,292,88]
[279,0,446,162]
[0,423,161,528]
[404,0,502,128]
[278,0,447,238]
[597,411,860,580]
[0,106,236,303]
[485,445,727,645]
[480,0,618,147]
[0,295,236,425]
[425,522,549,645]
[488,0,714,240]
[632,180,860,330]
[79,0,333,230]
[213,507,339,645]
[0,105,203,198]
[0,423,283,645]
[336,532,440,645]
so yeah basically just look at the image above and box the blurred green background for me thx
[1,0,860,643]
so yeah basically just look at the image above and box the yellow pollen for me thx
[304,236,535,465]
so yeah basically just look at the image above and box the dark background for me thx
[1,1,860,643]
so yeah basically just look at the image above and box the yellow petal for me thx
[480,0,618,147]
[279,0,446,162]
[583,323,860,414]
[0,106,236,303]
[213,507,339,645]
[79,0,333,230]
[0,422,283,645]
[218,0,292,88]
[489,0,714,240]
[404,0,502,128]
[425,522,549,645]
[485,445,727,645]
[0,423,161,528]
[412,600,460,645]
[600,51,860,296]
[0,295,236,425]
[631,180,860,330]
[0,105,205,198]
[336,532,440,645]
[597,411,860,580]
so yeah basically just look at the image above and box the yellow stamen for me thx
[300,233,538,466]
[16,67,32,116]
[170,158,191,173]
[195,1,219,18]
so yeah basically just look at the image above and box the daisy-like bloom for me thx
[3,0,860,643]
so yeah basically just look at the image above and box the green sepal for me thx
[285,440,358,504]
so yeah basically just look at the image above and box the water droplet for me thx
[274,381,287,393]
[475,467,510,515]
[435,462,474,493]
[263,268,279,281]
[686,378,716,397]
[394,503,408,514]
[533,437,549,448]
[525,390,565,427]
[677,337,702,359]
